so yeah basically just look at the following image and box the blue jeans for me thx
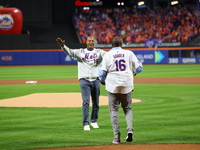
[80,78,100,126]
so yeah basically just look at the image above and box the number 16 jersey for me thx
[100,47,141,94]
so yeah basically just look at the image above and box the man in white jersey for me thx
[56,36,106,131]
[98,36,143,144]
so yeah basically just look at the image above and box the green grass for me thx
[0,64,200,80]
[138,64,200,77]
[0,65,78,80]
[0,64,200,150]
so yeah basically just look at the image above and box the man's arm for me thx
[133,63,143,76]
[56,37,79,59]
[98,70,107,85]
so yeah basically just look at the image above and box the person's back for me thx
[98,36,143,144]
[102,47,136,94]
[100,36,141,94]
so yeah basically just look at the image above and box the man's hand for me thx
[100,81,105,85]
[133,71,137,76]
[56,37,65,46]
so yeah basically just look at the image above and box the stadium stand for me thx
[73,3,200,44]
[0,0,199,49]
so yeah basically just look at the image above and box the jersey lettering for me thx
[94,59,99,65]
[82,53,98,60]
[115,59,126,71]
[113,53,124,58]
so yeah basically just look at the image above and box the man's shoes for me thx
[91,122,99,128]
[112,138,120,144]
[84,125,90,131]
[126,128,133,142]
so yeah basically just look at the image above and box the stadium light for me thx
[117,1,125,6]
[138,1,144,6]
[171,1,179,5]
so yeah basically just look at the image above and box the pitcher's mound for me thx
[0,93,141,107]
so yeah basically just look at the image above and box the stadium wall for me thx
[0,48,200,65]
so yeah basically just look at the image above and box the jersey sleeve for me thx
[130,52,140,68]
[61,45,81,59]
[99,52,108,71]
[98,70,107,83]
[130,52,143,74]
[134,63,143,74]
[101,49,107,57]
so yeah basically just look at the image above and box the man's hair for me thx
[87,36,94,41]
[112,36,122,47]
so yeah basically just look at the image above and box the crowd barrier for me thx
[0,47,200,65]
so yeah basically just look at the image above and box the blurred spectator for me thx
[73,3,200,44]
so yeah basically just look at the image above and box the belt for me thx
[85,77,98,80]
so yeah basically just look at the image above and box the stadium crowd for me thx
[73,4,200,44]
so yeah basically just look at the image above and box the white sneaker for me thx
[91,122,99,128]
[84,125,90,131]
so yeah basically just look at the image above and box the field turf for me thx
[0,64,199,150]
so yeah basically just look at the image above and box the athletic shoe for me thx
[91,122,99,128]
[126,128,133,142]
[112,138,120,144]
[84,125,90,131]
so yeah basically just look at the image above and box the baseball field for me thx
[0,64,200,150]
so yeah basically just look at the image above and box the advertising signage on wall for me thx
[168,58,199,64]
[132,50,200,64]
[133,50,168,64]
[75,0,103,6]
[0,49,199,65]
[95,42,183,48]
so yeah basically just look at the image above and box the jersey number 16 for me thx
[115,59,126,71]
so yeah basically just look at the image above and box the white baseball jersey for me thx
[62,45,106,81]
[100,47,140,94]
